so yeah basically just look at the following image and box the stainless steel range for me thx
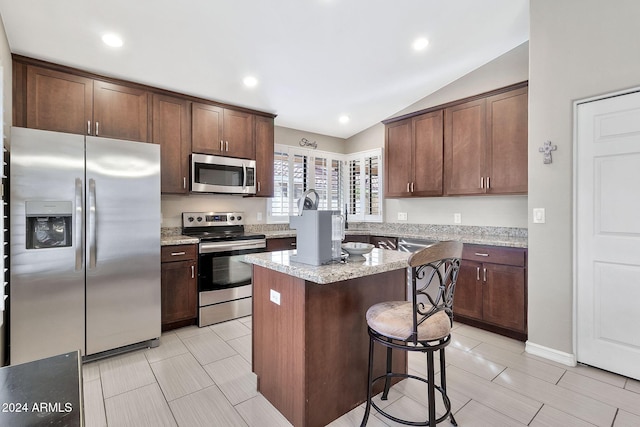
[182,212,266,326]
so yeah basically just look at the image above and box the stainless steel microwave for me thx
[191,153,256,195]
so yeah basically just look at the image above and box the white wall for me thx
[528,0,640,354]
[346,42,530,228]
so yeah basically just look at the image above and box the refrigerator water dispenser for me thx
[25,200,72,249]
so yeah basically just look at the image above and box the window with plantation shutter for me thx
[268,145,349,223]
[345,149,383,222]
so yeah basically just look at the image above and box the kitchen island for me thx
[244,249,411,427]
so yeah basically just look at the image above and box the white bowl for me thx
[342,242,374,261]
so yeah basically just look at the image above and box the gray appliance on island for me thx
[10,127,161,364]
[289,190,344,265]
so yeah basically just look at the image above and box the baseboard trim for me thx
[525,341,577,367]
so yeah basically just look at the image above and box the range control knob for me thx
[229,216,235,221]
[237,215,242,221]
[197,216,203,222]
[187,216,195,222]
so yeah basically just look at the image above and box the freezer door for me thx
[10,127,86,364]
[85,136,161,355]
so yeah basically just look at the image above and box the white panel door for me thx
[576,90,640,380]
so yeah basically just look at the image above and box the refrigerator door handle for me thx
[89,178,97,269]
[75,178,84,271]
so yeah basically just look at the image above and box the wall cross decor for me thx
[538,140,557,164]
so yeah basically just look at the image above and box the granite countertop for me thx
[161,225,528,248]
[262,229,526,248]
[243,248,411,284]
[161,235,199,246]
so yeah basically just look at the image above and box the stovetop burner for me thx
[181,211,265,242]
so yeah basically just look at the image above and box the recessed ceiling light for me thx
[412,37,429,51]
[102,33,123,48]
[243,76,258,88]
[339,115,350,124]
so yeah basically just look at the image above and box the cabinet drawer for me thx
[162,244,197,262]
[462,244,526,267]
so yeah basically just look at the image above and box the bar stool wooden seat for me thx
[360,240,463,427]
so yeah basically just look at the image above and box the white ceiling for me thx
[0,0,529,139]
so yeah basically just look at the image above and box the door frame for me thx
[572,85,640,362]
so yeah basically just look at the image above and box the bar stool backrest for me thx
[406,240,463,345]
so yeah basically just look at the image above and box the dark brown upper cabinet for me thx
[24,65,150,142]
[385,110,444,198]
[192,102,255,159]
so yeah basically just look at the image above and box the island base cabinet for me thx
[252,266,406,427]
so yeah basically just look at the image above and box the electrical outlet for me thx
[270,289,281,305]
[398,212,408,221]
[453,213,462,224]
[533,208,546,224]
[257,212,263,221]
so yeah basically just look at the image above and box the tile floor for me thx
[83,318,640,427]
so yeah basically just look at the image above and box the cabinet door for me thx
[93,80,150,142]
[161,260,197,324]
[385,118,413,197]
[192,102,223,154]
[26,66,93,135]
[453,260,484,320]
[444,99,486,195]
[486,87,528,194]
[412,110,443,196]
[482,263,526,333]
[153,94,191,194]
[266,237,297,251]
[224,109,255,159]
[255,115,274,197]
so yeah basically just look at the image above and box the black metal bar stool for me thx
[360,240,463,426]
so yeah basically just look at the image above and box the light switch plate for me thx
[453,213,462,224]
[398,212,408,221]
[257,212,263,221]
[270,289,281,305]
[533,208,546,224]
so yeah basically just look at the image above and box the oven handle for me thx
[200,239,267,254]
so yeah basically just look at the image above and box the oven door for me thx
[197,239,265,326]
[191,153,256,194]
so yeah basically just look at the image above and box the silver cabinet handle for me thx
[75,178,84,271]
[474,252,489,257]
[183,177,186,189]
[191,265,195,279]
[487,176,490,189]
[220,140,224,152]
[476,266,480,281]
[257,181,261,192]
[411,182,414,192]
[87,121,91,135]
[171,251,186,256]
[95,122,99,136]
[406,182,410,192]
[290,242,296,246]
[88,178,97,269]
[480,177,484,189]
[483,267,487,282]
[225,140,229,151]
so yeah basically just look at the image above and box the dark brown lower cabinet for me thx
[454,244,527,340]
[266,237,297,251]
[161,245,198,331]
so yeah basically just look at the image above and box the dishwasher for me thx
[397,237,441,304]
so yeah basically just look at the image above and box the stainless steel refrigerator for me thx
[10,127,161,364]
